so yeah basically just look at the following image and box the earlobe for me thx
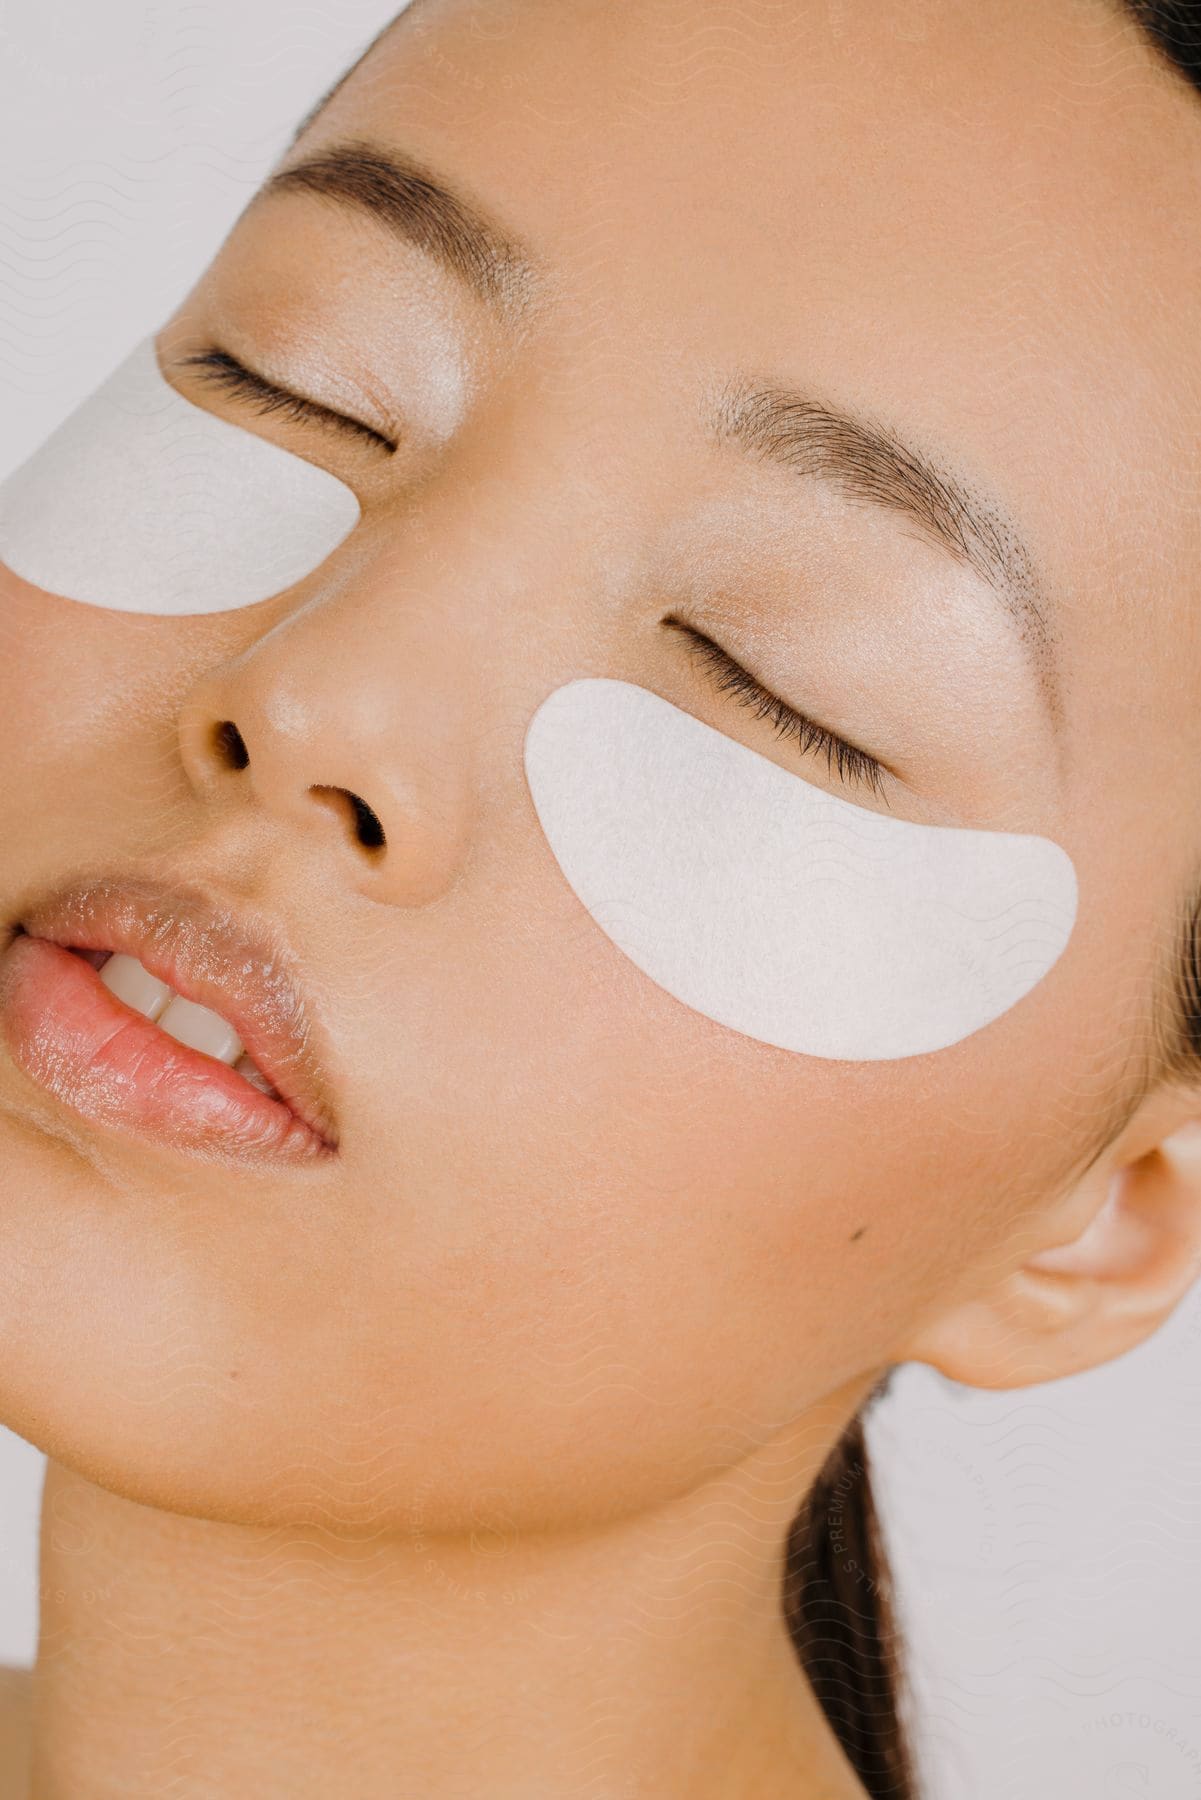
[895,1107,1201,1392]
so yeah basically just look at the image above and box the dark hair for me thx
[784,1376,919,1798]
[1123,0,1201,87]
[295,5,1201,1796]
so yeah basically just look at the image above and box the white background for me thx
[2,4,1200,1795]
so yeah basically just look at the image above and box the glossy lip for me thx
[2,873,339,1157]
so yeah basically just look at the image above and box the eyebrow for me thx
[259,138,543,324]
[258,138,1061,730]
[705,380,1062,730]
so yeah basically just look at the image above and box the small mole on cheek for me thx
[849,1226,867,1243]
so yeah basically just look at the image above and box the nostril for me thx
[213,720,250,771]
[311,786,386,852]
[349,794,386,851]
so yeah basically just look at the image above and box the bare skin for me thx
[1,1,1201,1795]
[0,1668,30,1797]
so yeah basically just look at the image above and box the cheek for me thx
[0,577,153,886]
[313,916,1012,1514]
[2,569,165,730]
[0,567,246,878]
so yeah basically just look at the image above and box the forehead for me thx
[295,0,1201,702]
[311,5,1201,442]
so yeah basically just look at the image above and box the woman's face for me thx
[0,0,1199,1532]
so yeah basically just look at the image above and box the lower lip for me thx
[0,932,332,1164]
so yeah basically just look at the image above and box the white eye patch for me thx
[0,337,360,615]
[523,678,1078,1061]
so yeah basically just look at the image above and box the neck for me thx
[30,1384,876,1800]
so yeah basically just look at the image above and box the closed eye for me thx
[663,615,893,805]
[177,348,398,453]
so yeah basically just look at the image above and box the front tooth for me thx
[99,953,173,1022]
[157,994,244,1065]
[234,1052,278,1097]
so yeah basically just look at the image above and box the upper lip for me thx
[10,873,339,1151]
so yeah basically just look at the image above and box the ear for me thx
[895,1084,1201,1390]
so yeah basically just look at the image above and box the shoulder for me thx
[0,1665,31,1798]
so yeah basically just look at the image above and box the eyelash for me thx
[664,616,890,802]
[178,348,397,452]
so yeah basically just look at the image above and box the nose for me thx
[174,544,481,910]
[208,716,387,851]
